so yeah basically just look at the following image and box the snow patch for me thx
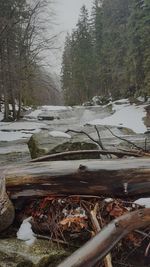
[89,104,147,133]
[49,130,71,139]
[17,217,36,245]
[0,121,46,141]
[0,121,45,131]
[134,198,150,208]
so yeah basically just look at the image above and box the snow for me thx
[42,105,72,111]
[104,198,113,203]
[0,121,46,141]
[49,130,71,138]
[80,109,97,124]
[134,198,150,208]
[0,121,46,131]
[89,103,147,133]
[114,98,129,104]
[25,105,72,119]
[0,101,148,144]
[17,217,36,245]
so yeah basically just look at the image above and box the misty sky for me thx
[56,0,92,34]
[49,0,93,74]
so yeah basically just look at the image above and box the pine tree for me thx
[62,5,95,105]
[128,0,150,96]
[90,0,104,95]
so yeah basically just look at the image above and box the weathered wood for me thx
[30,149,146,163]
[3,158,150,199]
[90,203,113,267]
[57,208,150,267]
[0,174,15,232]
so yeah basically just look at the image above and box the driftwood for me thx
[57,208,150,267]
[0,174,15,232]
[3,158,150,199]
[30,149,145,163]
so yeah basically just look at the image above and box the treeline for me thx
[61,0,150,105]
[0,0,61,121]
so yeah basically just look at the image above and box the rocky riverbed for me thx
[0,99,149,166]
[0,99,150,267]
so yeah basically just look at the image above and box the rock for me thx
[0,238,69,267]
[28,125,138,160]
[28,130,98,159]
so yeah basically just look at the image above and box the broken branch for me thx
[57,208,150,267]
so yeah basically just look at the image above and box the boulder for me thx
[28,125,139,160]
[0,238,69,267]
[28,130,98,159]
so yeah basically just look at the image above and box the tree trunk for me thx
[1,44,10,121]
[3,158,150,199]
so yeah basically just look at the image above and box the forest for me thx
[0,1,150,266]
[0,0,62,122]
[61,0,150,105]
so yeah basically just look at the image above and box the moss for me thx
[28,131,99,160]
[0,239,70,267]
[50,141,99,159]
[28,135,46,159]
[38,251,70,267]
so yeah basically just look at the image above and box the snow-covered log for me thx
[3,158,150,199]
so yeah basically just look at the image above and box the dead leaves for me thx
[60,217,88,231]
[18,196,148,248]
[106,200,129,218]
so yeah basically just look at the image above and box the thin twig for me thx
[94,125,111,159]
[35,234,79,247]
[105,126,145,152]
[135,230,150,239]
[66,129,102,150]
[94,125,105,150]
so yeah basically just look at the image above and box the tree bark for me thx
[57,208,150,267]
[0,174,15,232]
[3,158,150,199]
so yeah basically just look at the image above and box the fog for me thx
[49,0,93,74]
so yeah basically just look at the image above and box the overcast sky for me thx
[55,0,92,34]
[48,0,93,74]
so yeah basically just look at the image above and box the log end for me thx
[0,194,15,232]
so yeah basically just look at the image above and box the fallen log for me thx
[57,208,150,267]
[3,158,150,199]
[0,174,15,232]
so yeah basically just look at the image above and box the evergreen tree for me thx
[62,5,95,104]
[61,0,150,105]
[128,0,150,96]
[91,0,103,94]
